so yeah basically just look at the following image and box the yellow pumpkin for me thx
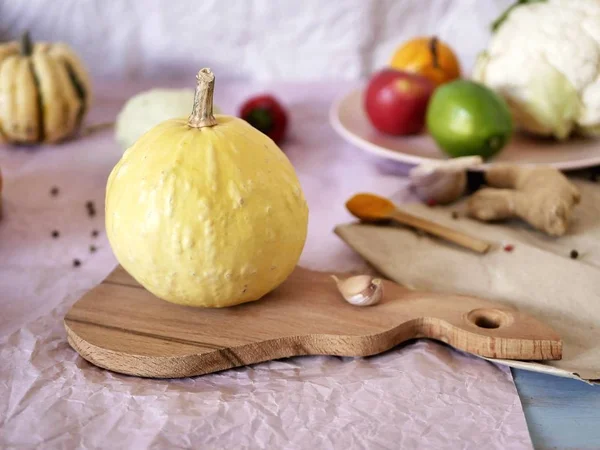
[390,37,461,86]
[0,33,92,144]
[106,69,309,308]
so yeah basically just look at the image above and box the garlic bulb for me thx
[410,156,482,205]
[331,275,383,306]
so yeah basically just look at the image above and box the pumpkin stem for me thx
[20,31,33,56]
[188,68,218,129]
[429,37,439,69]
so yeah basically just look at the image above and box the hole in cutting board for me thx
[475,316,500,329]
[467,308,512,329]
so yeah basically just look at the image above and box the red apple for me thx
[364,69,435,135]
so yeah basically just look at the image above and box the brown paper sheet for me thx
[336,179,600,383]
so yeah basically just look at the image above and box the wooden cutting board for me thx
[64,266,562,378]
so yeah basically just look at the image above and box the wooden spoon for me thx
[346,193,491,254]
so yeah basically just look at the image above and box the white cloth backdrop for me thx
[0,0,512,80]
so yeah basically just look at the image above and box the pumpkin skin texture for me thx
[390,37,460,87]
[0,34,91,145]
[106,73,308,307]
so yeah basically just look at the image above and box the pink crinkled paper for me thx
[0,80,532,449]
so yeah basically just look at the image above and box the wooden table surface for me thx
[512,369,600,449]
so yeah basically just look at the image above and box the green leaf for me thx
[491,0,547,33]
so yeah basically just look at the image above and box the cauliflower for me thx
[473,0,600,139]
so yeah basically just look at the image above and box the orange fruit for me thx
[390,37,461,86]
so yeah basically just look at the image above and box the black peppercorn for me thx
[50,186,59,197]
[51,230,59,238]
[86,201,96,217]
[90,245,97,253]
[73,259,81,267]
[570,249,579,259]
[91,230,99,238]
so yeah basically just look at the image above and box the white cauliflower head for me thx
[473,0,600,139]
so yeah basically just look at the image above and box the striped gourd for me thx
[0,32,92,144]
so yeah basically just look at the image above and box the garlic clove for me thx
[331,275,384,306]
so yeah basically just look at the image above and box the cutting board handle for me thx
[385,287,562,361]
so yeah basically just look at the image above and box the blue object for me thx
[513,369,600,449]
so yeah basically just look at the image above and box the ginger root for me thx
[467,165,581,236]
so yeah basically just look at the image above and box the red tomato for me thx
[239,95,288,144]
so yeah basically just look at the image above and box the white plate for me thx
[330,89,600,171]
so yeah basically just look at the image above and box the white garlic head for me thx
[410,156,482,205]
